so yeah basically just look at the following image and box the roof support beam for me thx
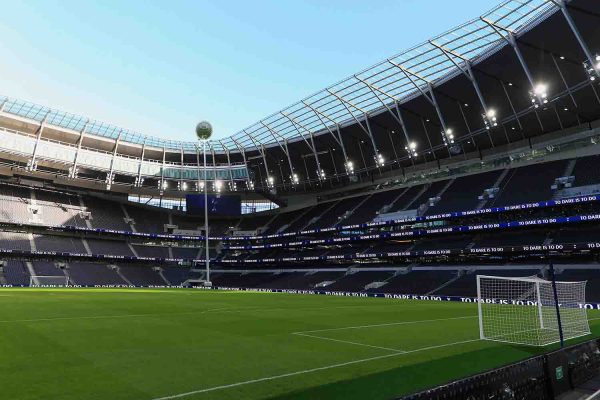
[159,145,166,195]
[28,110,51,172]
[301,101,349,163]
[481,18,537,89]
[231,138,252,189]
[354,76,414,149]
[429,41,491,117]
[245,131,272,189]
[70,121,90,179]
[551,54,578,109]
[260,121,295,181]
[325,88,381,165]
[105,130,122,190]
[388,60,449,136]
[135,142,146,188]
[220,141,235,190]
[281,112,324,178]
[549,0,598,73]
[325,88,373,140]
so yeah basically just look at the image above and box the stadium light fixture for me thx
[345,160,354,175]
[105,171,115,190]
[442,128,455,146]
[134,176,144,187]
[374,153,385,167]
[266,176,275,188]
[229,181,237,191]
[405,141,417,158]
[291,173,300,185]
[214,179,223,193]
[317,169,326,180]
[247,180,255,190]
[196,181,205,191]
[483,108,498,130]
[529,82,548,108]
[178,181,188,191]
[583,56,600,82]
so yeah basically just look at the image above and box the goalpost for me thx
[477,275,590,346]
[29,275,70,287]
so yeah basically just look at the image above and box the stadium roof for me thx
[0,0,557,153]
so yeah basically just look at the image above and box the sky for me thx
[0,0,501,142]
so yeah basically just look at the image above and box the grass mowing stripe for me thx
[292,332,406,352]
[293,315,477,334]
[0,307,234,323]
[150,338,481,400]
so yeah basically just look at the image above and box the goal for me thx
[30,275,70,287]
[477,275,590,346]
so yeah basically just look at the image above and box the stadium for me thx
[2,0,600,399]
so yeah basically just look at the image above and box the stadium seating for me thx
[84,197,131,231]
[3,260,30,285]
[343,189,404,225]
[571,154,600,187]
[427,170,502,214]
[86,239,134,257]
[68,262,127,286]
[118,265,166,286]
[490,160,568,207]
[33,234,87,254]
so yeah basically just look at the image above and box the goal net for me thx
[477,275,590,346]
[30,275,70,287]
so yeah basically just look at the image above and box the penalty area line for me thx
[293,315,477,334]
[292,332,405,353]
[150,338,481,400]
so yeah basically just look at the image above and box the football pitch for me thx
[1,288,599,400]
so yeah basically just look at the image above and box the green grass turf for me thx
[0,288,598,400]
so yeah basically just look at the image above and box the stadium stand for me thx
[490,160,569,207]
[68,262,127,286]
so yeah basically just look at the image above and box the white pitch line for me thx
[293,332,405,353]
[293,315,477,334]
[0,307,234,323]
[584,388,600,400]
[150,338,481,400]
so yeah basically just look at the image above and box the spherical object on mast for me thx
[196,121,213,140]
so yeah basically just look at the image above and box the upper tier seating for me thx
[571,154,600,187]
[0,186,30,223]
[408,180,450,211]
[84,197,131,231]
[0,231,31,251]
[263,208,311,234]
[33,234,87,254]
[125,205,169,233]
[305,196,369,229]
[490,160,568,207]
[238,214,273,231]
[132,245,170,258]
[34,191,87,227]
[86,239,133,257]
[427,170,502,214]
[386,185,427,212]
[342,189,402,225]
[284,205,321,232]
